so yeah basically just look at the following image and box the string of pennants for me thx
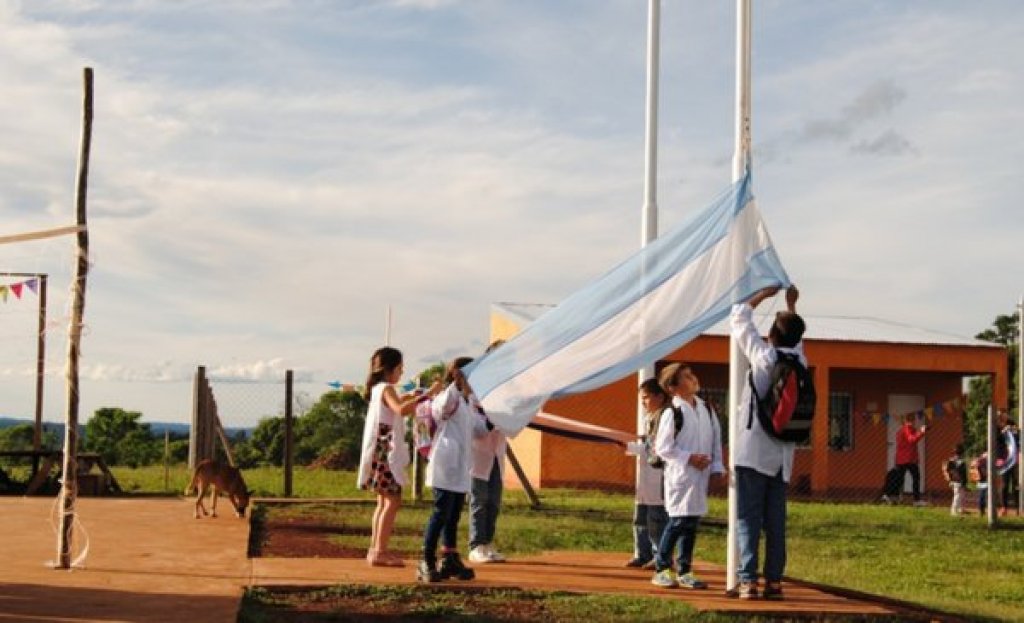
[0,278,40,303]
[860,396,963,426]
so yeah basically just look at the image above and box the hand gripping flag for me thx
[466,170,790,435]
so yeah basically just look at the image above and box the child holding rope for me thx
[357,346,438,567]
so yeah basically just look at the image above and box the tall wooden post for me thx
[284,369,294,497]
[34,274,48,451]
[56,67,93,570]
[189,366,207,470]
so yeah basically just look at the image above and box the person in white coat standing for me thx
[418,357,490,583]
[468,339,509,564]
[625,378,670,568]
[730,284,805,601]
[650,362,724,590]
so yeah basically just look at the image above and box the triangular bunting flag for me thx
[11,283,22,298]
[0,286,7,302]
[25,278,38,294]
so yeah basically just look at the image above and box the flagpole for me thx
[638,0,660,429]
[726,0,752,595]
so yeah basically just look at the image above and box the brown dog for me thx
[185,459,250,519]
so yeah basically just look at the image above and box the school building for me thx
[492,302,1009,500]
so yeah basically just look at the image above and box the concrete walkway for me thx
[0,497,250,622]
[0,497,936,622]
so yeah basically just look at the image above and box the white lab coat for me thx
[469,393,507,480]
[635,409,665,506]
[655,395,724,517]
[730,303,805,483]
[427,383,489,493]
[357,382,410,489]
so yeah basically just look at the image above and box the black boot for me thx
[417,559,441,583]
[438,552,475,580]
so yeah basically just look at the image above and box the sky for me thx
[1,0,1021,428]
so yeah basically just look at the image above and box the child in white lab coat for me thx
[625,378,670,568]
[651,362,724,590]
[417,357,490,583]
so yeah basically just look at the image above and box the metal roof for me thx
[491,301,996,348]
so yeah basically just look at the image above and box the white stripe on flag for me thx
[467,172,789,435]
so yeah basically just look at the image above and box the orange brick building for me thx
[491,303,1008,500]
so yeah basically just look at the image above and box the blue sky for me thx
[1,1,1021,426]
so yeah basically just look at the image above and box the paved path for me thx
[1,497,933,622]
[0,497,250,622]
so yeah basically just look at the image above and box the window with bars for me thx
[829,392,853,451]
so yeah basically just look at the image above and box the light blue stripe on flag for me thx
[466,170,790,435]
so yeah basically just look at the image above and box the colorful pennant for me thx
[859,396,964,425]
[0,278,40,304]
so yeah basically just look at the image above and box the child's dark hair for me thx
[363,346,403,400]
[639,378,669,401]
[444,356,474,385]
[769,311,806,348]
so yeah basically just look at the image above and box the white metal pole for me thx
[987,404,997,526]
[637,0,660,424]
[726,0,752,594]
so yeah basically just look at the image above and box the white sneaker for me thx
[485,543,506,562]
[468,545,491,563]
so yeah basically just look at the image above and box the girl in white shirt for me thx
[357,347,437,568]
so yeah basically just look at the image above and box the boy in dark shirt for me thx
[943,444,967,516]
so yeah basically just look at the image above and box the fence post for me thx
[284,369,293,497]
[188,366,206,470]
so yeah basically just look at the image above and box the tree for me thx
[296,389,368,468]
[964,310,1020,454]
[0,423,58,452]
[244,416,286,466]
[82,407,160,467]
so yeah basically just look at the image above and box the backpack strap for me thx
[672,405,684,437]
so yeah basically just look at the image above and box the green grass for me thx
[108,465,1024,621]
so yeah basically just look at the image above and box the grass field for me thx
[114,464,1024,621]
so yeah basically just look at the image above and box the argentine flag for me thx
[466,171,790,435]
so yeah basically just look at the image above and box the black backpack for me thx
[747,351,815,443]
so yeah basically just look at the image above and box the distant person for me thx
[357,347,437,567]
[943,443,968,516]
[729,285,806,601]
[650,363,724,590]
[971,452,990,514]
[417,357,486,583]
[882,414,928,506]
[468,339,509,564]
[996,410,1019,516]
[624,378,669,569]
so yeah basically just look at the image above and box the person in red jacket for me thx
[883,414,928,506]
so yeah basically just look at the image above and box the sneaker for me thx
[763,582,784,601]
[880,495,893,505]
[485,544,506,562]
[737,581,759,600]
[651,569,677,588]
[468,545,491,564]
[625,557,651,568]
[416,560,441,583]
[677,572,708,589]
[642,559,657,570]
[439,552,475,580]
